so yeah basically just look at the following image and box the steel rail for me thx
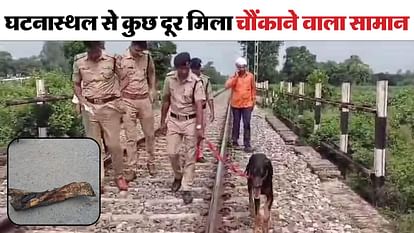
[205,94,231,233]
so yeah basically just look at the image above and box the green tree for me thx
[341,55,372,85]
[202,61,226,84]
[11,56,43,76]
[306,68,332,99]
[148,41,177,82]
[0,51,13,77]
[318,60,352,86]
[63,41,87,70]
[239,41,283,83]
[316,56,373,86]
[281,46,317,84]
[40,41,68,72]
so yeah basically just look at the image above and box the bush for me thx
[270,84,414,229]
[0,71,81,146]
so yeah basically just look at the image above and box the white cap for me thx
[235,57,247,66]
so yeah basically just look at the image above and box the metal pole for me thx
[287,82,292,94]
[298,82,305,118]
[241,43,247,58]
[374,78,388,179]
[340,82,351,153]
[245,42,249,70]
[36,79,47,137]
[371,77,388,206]
[253,41,259,83]
[280,81,284,92]
[314,82,322,133]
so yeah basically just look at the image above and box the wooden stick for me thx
[9,182,96,211]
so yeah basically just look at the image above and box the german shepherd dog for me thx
[245,153,274,233]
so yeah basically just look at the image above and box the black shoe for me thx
[182,191,193,204]
[244,146,254,153]
[231,141,239,148]
[171,178,182,192]
[197,157,207,163]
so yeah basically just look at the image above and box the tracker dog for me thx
[245,153,274,232]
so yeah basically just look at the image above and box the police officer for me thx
[116,41,156,175]
[72,41,128,192]
[72,77,90,136]
[190,58,215,163]
[72,41,106,137]
[160,52,205,204]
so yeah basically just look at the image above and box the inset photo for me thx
[7,138,100,226]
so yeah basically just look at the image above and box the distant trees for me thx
[281,46,317,84]
[40,42,68,72]
[278,46,410,86]
[147,41,177,81]
[63,41,87,69]
[0,41,178,82]
[0,51,13,77]
[0,51,42,77]
[202,61,226,84]
[1,42,413,86]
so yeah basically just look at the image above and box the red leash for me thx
[196,138,248,178]
[195,141,203,161]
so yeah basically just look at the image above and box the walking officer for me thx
[160,52,205,204]
[71,75,90,136]
[116,41,156,175]
[190,57,215,163]
[71,40,105,136]
[72,41,128,192]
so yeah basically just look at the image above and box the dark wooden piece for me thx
[9,182,96,211]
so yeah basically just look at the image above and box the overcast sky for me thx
[0,41,414,75]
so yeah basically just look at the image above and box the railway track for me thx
[215,108,364,233]
[0,89,390,233]
[1,90,231,233]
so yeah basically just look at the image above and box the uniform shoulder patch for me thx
[166,70,176,77]
[201,73,210,79]
[73,52,87,61]
[192,73,202,82]
[200,74,211,82]
[102,52,115,59]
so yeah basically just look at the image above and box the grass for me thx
[269,83,414,231]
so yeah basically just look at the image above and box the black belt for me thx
[86,96,118,105]
[121,92,149,100]
[170,112,196,121]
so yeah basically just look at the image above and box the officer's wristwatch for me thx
[196,124,202,130]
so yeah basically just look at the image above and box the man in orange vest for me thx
[224,57,256,153]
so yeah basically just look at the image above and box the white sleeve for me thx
[71,95,79,104]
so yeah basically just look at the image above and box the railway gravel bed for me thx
[0,90,392,233]
[7,90,229,233]
[217,107,364,233]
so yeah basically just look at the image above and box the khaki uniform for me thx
[163,71,206,191]
[72,52,90,136]
[72,51,124,182]
[72,94,90,135]
[200,73,213,128]
[199,73,213,158]
[116,50,155,166]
